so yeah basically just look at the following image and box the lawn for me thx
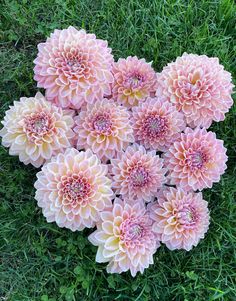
[0,0,235,300]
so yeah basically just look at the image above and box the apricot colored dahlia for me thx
[111,144,167,202]
[132,97,186,151]
[0,92,74,167]
[157,53,234,128]
[74,99,134,161]
[149,188,210,251]
[89,198,160,277]
[111,56,157,108]
[34,26,114,109]
[164,127,228,191]
[34,148,113,231]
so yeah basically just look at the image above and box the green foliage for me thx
[0,0,235,300]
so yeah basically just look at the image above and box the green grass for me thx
[0,0,236,300]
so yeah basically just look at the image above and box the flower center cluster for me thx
[186,150,207,170]
[92,113,113,136]
[59,174,91,207]
[176,72,203,100]
[177,206,198,229]
[126,72,144,89]
[142,114,168,139]
[59,49,91,79]
[120,218,144,245]
[129,165,149,188]
[23,112,52,142]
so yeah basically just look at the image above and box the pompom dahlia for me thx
[89,198,160,277]
[112,56,157,108]
[34,148,113,231]
[132,97,186,151]
[0,92,74,167]
[164,127,228,191]
[111,144,167,202]
[34,26,114,109]
[74,99,134,161]
[157,53,234,128]
[149,188,210,251]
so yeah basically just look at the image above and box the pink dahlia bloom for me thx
[112,56,157,108]
[164,127,228,191]
[34,26,114,109]
[132,97,186,151]
[0,92,74,167]
[157,53,234,128]
[74,99,134,161]
[88,198,160,277]
[34,148,113,231]
[149,188,210,251]
[111,144,167,202]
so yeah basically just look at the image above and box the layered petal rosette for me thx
[157,53,234,128]
[132,97,186,151]
[34,148,113,231]
[164,127,228,191]
[34,26,114,109]
[112,56,157,108]
[89,198,160,277]
[74,99,134,161]
[111,144,167,202]
[0,92,74,167]
[149,188,210,251]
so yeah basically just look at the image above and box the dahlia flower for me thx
[89,198,160,277]
[34,148,113,231]
[0,92,74,167]
[34,26,114,109]
[111,144,167,202]
[157,53,234,128]
[149,188,210,251]
[74,99,134,161]
[112,56,157,108]
[164,127,228,191]
[132,97,186,151]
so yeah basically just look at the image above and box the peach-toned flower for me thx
[34,26,114,109]
[34,148,113,231]
[111,56,157,108]
[149,188,210,251]
[74,99,134,161]
[157,53,234,128]
[89,198,160,277]
[164,127,228,191]
[0,92,74,167]
[111,144,167,202]
[132,97,186,151]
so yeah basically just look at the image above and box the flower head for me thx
[112,56,157,108]
[132,97,186,151]
[89,198,160,277]
[157,53,234,128]
[74,99,134,161]
[0,92,74,167]
[111,144,167,202]
[149,188,210,251]
[34,148,113,231]
[164,127,228,191]
[34,26,114,109]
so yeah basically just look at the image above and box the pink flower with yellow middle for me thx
[111,56,157,108]
[34,26,114,109]
[111,144,167,202]
[74,99,134,161]
[149,188,210,251]
[34,148,113,231]
[157,53,234,128]
[0,92,74,167]
[164,127,228,191]
[89,198,160,277]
